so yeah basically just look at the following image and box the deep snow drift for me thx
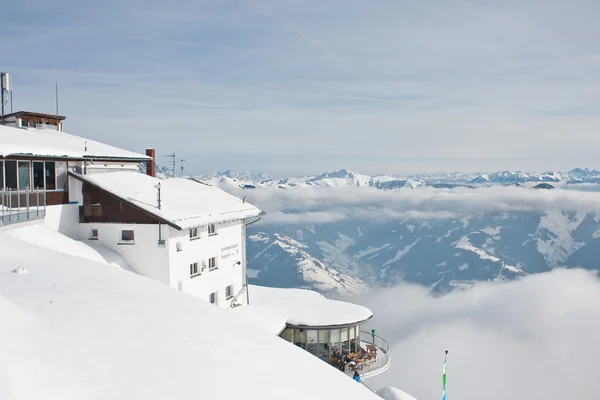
[0,232,379,400]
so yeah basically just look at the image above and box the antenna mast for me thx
[163,153,176,178]
[55,69,59,116]
[0,72,10,122]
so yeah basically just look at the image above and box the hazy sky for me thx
[3,0,600,176]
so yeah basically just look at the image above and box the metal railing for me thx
[0,188,47,226]
[344,330,391,378]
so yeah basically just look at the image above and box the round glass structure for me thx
[280,325,362,360]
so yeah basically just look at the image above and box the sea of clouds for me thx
[226,185,600,224]
[350,268,600,400]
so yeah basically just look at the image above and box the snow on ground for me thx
[74,172,261,229]
[376,387,418,400]
[246,284,373,327]
[0,233,379,400]
[4,223,134,272]
[270,234,367,295]
[354,243,392,260]
[534,210,587,266]
[480,226,503,236]
[383,239,420,266]
[455,235,501,262]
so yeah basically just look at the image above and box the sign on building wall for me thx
[221,244,239,261]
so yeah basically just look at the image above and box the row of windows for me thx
[189,257,217,277]
[89,229,134,243]
[189,224,217,240]
[0,160,67,191]
[208,284,234,306]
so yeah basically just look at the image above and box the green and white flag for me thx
[442,351,448,400]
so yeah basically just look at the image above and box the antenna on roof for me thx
[55,69,59,117]
[0,72,10,122]
[163,153,176,178]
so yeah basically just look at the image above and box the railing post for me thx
[26,188,30,219]
[8,188,12,223]
[17,188,20,221]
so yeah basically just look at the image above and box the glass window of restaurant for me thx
[280,325,362,359]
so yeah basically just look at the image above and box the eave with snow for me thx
[0,122,151,207]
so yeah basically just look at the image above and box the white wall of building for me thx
[68,161,140,175]
[68,176,83,204]
[77,222,171,285]
[44,205,251,310]
[169,221,246,309]
[44,204,81,239]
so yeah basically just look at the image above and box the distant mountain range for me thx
[195,168,600,189]
[246,210,600,294]
[154,167,600,295]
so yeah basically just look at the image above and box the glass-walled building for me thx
[280,323,364,360]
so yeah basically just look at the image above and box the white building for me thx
[68,171,262,308]
[1,109,391,378]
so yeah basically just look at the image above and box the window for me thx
[208,257,217,270]
[89,229,99,240]
[225,284,234,300]
[208,223,216,236]
[176,242,183,252]
[33,161,44,189]
[56,161,67,190]
[189,227,199,240]
[190,262,199,277]
[18,161,30,190]
[5,161,17,189]
[45,161,56,190]
[209,292,217,305]
[120,230,135,244]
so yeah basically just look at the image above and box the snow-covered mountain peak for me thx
[309,169,373,187]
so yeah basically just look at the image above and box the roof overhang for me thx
[1,154,151,162]
[284,314,374,330]
[0,111,66,121]
[68,172,182,230]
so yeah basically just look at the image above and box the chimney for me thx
[146,148,156,177]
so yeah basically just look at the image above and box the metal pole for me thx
[26,188,30,219]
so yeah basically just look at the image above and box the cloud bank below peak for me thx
[231,185,600,224]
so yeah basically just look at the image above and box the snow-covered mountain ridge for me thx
[245,210,600,293]
[196,168,600,189]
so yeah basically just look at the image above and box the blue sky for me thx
[3,0,600,176]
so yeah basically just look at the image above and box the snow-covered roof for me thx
[0,125,150,161]
[72,171,262,229]
[0,232,379,400]
[247,284,373,328]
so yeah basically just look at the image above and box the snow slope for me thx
[5,223,133,272]
[248,232,368,295]
[0,232,379,400]
[376,387,418,400]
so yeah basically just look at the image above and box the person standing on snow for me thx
[353,371,361,382]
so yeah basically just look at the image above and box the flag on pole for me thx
[442,350,448,400]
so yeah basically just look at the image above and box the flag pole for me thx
[442,350,448,400]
